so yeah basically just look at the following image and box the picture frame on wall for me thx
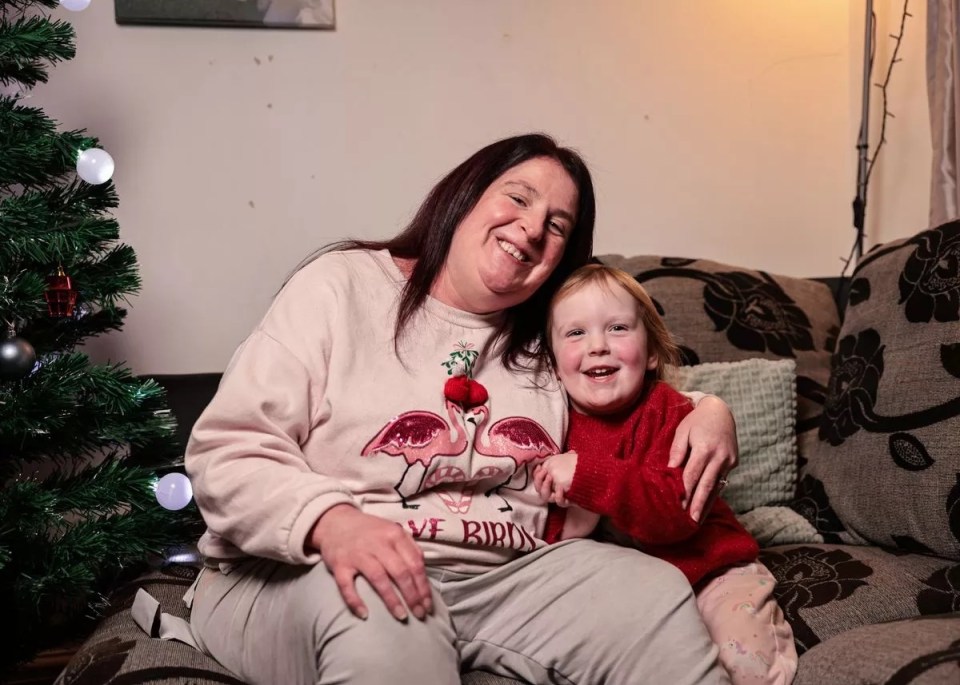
[115,0,335,29]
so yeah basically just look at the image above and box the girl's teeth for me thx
[586,369,615,377]
[498,240,527,262]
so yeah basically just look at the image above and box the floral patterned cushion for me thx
[796,220,960,559]
[54,565,243,685]
[595,254,840,466]
[760,543,960,655]
[793,614,960,685]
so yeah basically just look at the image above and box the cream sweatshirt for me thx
[185,249,567,573]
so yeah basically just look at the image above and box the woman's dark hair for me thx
[299,132,595,372]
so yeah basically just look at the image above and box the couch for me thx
[55,220,960,685]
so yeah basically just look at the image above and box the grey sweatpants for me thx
[189,539,730,685]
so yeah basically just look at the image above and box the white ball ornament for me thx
[154,472,193,511]
[60,0,92,11]
[76,148,114,184]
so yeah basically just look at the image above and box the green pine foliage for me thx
[0,0,196,671]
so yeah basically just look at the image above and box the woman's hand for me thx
[668,395,738,523]
[533,451,578,506]
[308,504,432,622]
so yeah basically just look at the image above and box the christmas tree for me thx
[0,0,195,671]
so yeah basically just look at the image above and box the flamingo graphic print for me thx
[361,399,471,509]
[361,341,557,514]
[468,404,560,511]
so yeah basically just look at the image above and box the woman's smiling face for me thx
[431,156,579,314]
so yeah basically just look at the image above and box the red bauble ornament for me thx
[444,375,488,408]
[44,266,77,317]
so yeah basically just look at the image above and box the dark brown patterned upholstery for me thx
[792,614,960,685]
[759,544,960,655]
[596,254,841,467]
[54,566,244,685]
[799,220,960,560]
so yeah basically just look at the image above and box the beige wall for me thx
[860,0,931,246]
[28,0,930,374]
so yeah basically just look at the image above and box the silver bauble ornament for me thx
[0,335,37,380]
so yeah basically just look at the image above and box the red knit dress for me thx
[544,381,759,586]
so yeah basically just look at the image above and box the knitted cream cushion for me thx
[738,506,821,546]
[674,358,798,514]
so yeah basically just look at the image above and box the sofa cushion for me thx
[798,220,960,559]
[738,506,822,547]
[54,565,243,685]
[793,614,960,685]
[596,255,840,466]
[675,358,798,514]
[760,543,960,656]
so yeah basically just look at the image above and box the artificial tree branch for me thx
[865,0,912,187]
[843,0,912,278]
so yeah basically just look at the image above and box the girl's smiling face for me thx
[549,280,659,416]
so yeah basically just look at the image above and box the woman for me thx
[185,133,738,684]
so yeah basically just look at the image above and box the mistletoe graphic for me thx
[440,341,488,410]
[440,341,479,377]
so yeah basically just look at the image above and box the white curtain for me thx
[928,0,960,225]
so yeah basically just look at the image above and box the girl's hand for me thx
[533,464,555,504]
[308,504,432,622]
[533,451,578,506]
[668,395,738,523]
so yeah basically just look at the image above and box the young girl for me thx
[535,264,797,685]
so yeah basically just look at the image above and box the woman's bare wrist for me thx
[307,503,358,553]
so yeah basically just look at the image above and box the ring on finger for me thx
[718,477,729,491]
